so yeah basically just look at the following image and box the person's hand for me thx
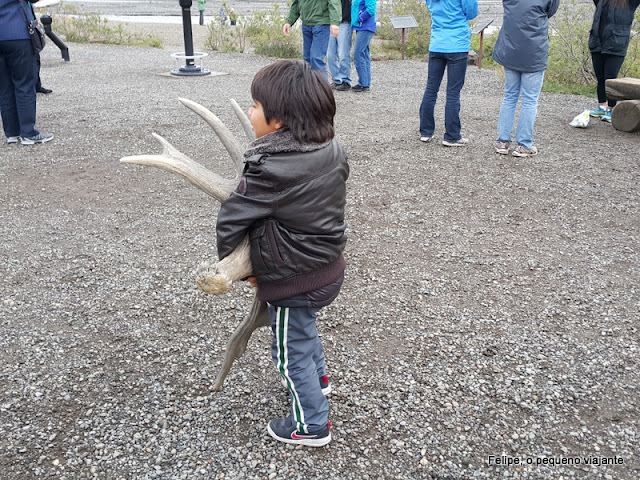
[330,25,339,38]
[247,276,257,288]
[283,24,291,36]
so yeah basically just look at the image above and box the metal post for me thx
[171,0,210,76]
[478,30,484,69]
[401,28,406,61]
[40,14,70,61]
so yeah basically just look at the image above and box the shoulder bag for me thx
[20,0,46,53]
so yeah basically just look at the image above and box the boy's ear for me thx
[272,118,284,130]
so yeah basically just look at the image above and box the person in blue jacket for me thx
[587,0,640,123]
[0,0,53,145]
[350,0,376,92]
[419,0,478,146]
[492,0,559,157]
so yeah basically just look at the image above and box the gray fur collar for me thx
[244,128,330,158]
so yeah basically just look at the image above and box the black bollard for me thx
[171,0,210,76]
[41,15,70,61]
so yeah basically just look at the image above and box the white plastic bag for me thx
[570,110,590,128]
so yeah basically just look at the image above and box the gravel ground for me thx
[1,25,639,480]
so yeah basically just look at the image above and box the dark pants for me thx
[419,51,468,142]
[0,39,38,138]
[591,52,625,108]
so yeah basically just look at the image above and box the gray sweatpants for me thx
[269,300,329,434]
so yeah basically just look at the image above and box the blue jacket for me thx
[589,0,640,56]
[0,0,35,41]
[492,0,559,73]
[426,0,478,53]
[352,0,376,32]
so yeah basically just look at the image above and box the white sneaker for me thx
[420,136,432,143]
[20,132,54,145]
[7,136,19,144]
[495,141,510,155]
[512,145,538,157]
[442,137,469,147]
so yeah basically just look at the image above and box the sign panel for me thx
[390,15,419,29]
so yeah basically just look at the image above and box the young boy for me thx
[216,60,349,447]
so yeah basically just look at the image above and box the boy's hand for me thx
[283,23,291,36]
[330,25,339,37]
[247,276,257,288]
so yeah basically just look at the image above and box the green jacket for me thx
[286,0,342,26]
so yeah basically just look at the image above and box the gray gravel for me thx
[1,24,639,480]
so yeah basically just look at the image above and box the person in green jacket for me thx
[198,0,206,25]
[283,0,341,78]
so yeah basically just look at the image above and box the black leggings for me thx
[591,52,625,108]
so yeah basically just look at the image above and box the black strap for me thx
[20,0,35,24]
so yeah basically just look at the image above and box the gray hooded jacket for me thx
[491,0,560,73]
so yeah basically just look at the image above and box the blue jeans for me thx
[0,39,38,138]
[353,30,374,87]
[419,51,468,142]
[327,21,352,85]
[302,24,331,79]
[497,68,545,149]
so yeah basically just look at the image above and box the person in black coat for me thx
[29,1,52,93]
[588,0,640,122]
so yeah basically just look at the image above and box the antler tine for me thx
[178,98,245,177]
[230,98,256,142]
[120,133,238,202]
[211,295,270,391]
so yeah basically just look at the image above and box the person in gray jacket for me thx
[492,0,559,157]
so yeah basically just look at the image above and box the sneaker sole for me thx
[21,136,54,145]
[512,151,537,157]
[496,149,509,155]
[442,142,468,147]
[267,424,331,447]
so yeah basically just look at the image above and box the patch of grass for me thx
[205,3,301,58]
[542,81,597,96]
[54,3,163,48]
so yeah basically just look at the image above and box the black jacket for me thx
[589,0,640,56]
[216,138,349,302]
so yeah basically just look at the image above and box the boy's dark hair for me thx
[251,60,336,144]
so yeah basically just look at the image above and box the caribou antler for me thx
[120,98,269,390]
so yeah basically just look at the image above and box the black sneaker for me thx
[267,417,332,447]
[335,83,351,91]
[281,375,332,396]
[351,85,369,92]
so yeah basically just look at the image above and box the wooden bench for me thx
[471,19,494,69]
[605,78,640,133]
